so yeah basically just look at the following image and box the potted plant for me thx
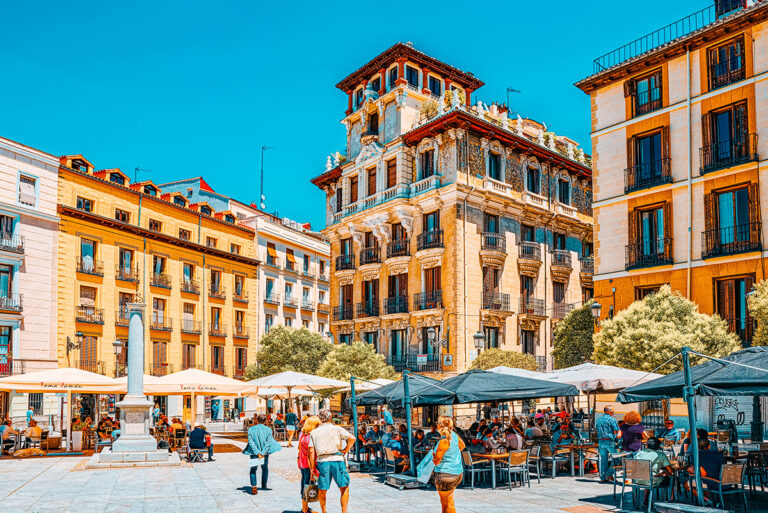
[71,418,85,451]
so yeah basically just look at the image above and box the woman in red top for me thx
[297,416,321,513]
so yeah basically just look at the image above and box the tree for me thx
[592,285,741,373]
[317,342,397,382]
[746,279,768,346]
[552,301,595,369]
[244,326,333,380]
[469,348,538,371]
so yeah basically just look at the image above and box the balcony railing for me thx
[0,358,25,377]
[115,309,130,326]
[700,134,758,175]
[264,292,280,305]
[0,234,24,254]
[386,238,410,258]
[301,299,314,310]
[76,360,105,375]
[317,303,330,314]
[115,363,127,378]
[318,272,329,282]
[284,295,297,308]
[717,0,748,18]
[181,361,199,371]
[580,257,594,274]
[181,320,201,334]
[356,301,379,318]
[209,285,226,299]
[77,257,103,276]
[551,250,572,269]
[302,268,314,278]
[208,365,227,376]
[625,158,672,193]
[519,296,545,317]
[387,353,442,373]
[115,265,140,283]
[626,238,674,269]
[702,223,762,258]
[0,294,22,312]
[265,258,281,270]
[181,279,200,294]
[413,290,443,311]
[483,292,512,312]
[335,254,355,271]
[519,241,541,261]
[417,229,444,251]
[709,57,746,91]
[150,317,173,331]
[150,363,173,376]
[481,232,506,252]
[384,296,409,315]
[359,246,381,265]
[233,290,248,303]
[151,273,172,289]
[723,316,755,348]
[209,323,227,337]
[76,306,104,324]
[552,302,575,320]
[333,304,354,321]
[234,324,249,339]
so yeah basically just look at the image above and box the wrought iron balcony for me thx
[333,304,354,321]
[115,265,140,283]
[0,234,24,254]
[386,238,410,258]
[0,358,25,377]
[77,257,103,276]
[417,229,443,251]
[76,306,104,324]
[209,323,227,337]
[284,295,297,308]
[700,133,758,175]
[150,317,173,331]
[702,223,761,258]
[356,301,379,318]
[234,367,246,379]
[580,257,594,274]
[150,363,173,376]
[76,360,105,375]
[551,250,572,269]
[359,246,381,265]
[518,241,541,261]
[413,290,443,311]
[233,289,248,303]
[151,273,172,289]
[709,56,746,91]
[302,268,315,278]
[209,284,226,299]
[115,309,130,326]
[335,254,355,270]
[481,232,506,252]
[626,238,673,269]
[625,158,672,193]
[234,324,249,339]
[633,89,662,117]
[301,299,315,310]
[384,296,409,315]
[181,320,201,334]
[483,292,512,312]
[181,279,200,294]
[387,353,442,373]
[265,257,281,270]
[0,294,22,312]
[552,302,575,320]
[208,365,228,376]
[519,296,545,317]
[264,292,280,305]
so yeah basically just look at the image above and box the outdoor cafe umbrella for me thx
[488,366,546,380]
[0,367,124,451]
[353,374,442,407]
[247,371,348,416]
[547,363,663,393]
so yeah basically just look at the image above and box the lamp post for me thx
[112,339,123,378]
[473,331,485,353]
[590,301,602,331]
[745,289,764,441]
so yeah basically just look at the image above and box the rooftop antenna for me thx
[134,167,152,182]
[260,146,273,210]
[506,87,521,113]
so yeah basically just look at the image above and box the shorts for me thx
[287,425,297,432]
[317,460,350,490]
[434,472,463,492]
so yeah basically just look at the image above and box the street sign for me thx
[416,354,427,365]
[443,354,453,366]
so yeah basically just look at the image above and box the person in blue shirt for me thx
[152,403,161,424]
[551,424,575,452]
[656,419,681,444]
[385,431,409,473]
[381,405,394,426]
[595,405,621,482]
[363,424,383,464]
[189,423,214,462]
[26,407,34,425]
[242,414,282,495]
[696,437,729,492]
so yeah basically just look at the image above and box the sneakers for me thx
[251,486,258,495]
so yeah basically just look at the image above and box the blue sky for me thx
[1,0,699,229]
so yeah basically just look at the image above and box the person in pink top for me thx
[297,416,321,513]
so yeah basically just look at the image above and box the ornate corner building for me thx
[312,43,593,376]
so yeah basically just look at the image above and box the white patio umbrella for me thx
[247,371,348,416]
[252,387,316,399]
[0,367,124,451]
[545,363,662,392]
[488,366,547,379]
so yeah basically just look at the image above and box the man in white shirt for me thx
[308,409,355,513]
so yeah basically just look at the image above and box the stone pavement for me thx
[0,435,670,513]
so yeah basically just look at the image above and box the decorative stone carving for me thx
[335,269,355,285]
[506,152,523,192]
[394,206,414,236]
[516,115,524,136]
[360,265,381,281]
[519,318,541,331]
[551,266,572,283]
[365,213,391,243]
[482,314,504,328]
[385,257,410,275]
[416,247,443,270]
[584,185,593,216]
[355,141,384,165]
[468,137,483,176]
[384,102,397,143]
[572,183,585,214]
[349,123,362,159]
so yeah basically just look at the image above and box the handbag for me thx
[303,481,319,503]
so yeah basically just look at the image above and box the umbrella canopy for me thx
[617,346,768,403]
[114,374,163,391]
[488,366,546,380]
[412,369,579,405]
[152,368,257,395]
[339,378,396,393]
[246,371,347,391]
[546,363,663,392]
[0,367,123,393]
[354,375,442,407]
[252,387,316,399]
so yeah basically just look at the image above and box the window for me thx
[627,129,670,192]
[484,327,499,349]
[230,243,240,255]
[76,197,94,212]
[200,205,212,216]
[368,113,378,135]
[628,204,670,268]
[153,341,168,368]
[0,265,12,298]
[704,184,759,257]
[482,266,500,296]
[635,286,661,300]
[18,175,36,207]
[149,219,162,232]
[266,242,277,265]
[210,269,222,294]
[235,347,247,374]
[526,167,540,195]
[285,316,293,327]
[388,67,398,89]
[709,37,745,90]
[405,65,419,88]
[340,238,352,256]
[152,298,166,324]
[335,186,343,212]
[80,238,97,266]
[319,322,326,335]
[0,325,11,372]
[428,76,442,96]
[702,102,750,173]
[390,330,405,356]
[582,286,594,302]
[420,150,435,179]
[319,290,326,304]
[110,173,125,185]
[521,224,535,243]
[303,255,310,274]
[115,208,130,222]
[182,263,194,284]
[211,345,223,373]
[182,303,195,331]
[716,275,754,345]
[265,278,275,299]
[488,152,501,181]
[265,314,273,333]
[582,242,594,258]
[153,255,165,275]
[211,307,221,327]
[0,215,12,241]
[371,76,381,92]
[182,343,195,370]
[716,0,746,19]
[625,70,662,116]
[388,273,407,298]
[521,330,535,355]
[143,185,157,196]
[386,159,397,189]
[558,179,570,205]
[363,331,378,351]
[553,281,565,303]
[554,233,566,251]
[234,274,245,297]
[225,214,235,223]
[367,167,377,197]
[355,88,363,108]
[206,237,217,248]
[302,319,310,329]
[179,228,191,240]
[28,393,43,415]
[520,275,534,297]
[319,260,326,276]
[286,248,296,271]
[484,214,499,234]
[423,210,440,233]
[363,279,379,315]
[173,196,186,207]
[285,282,293,300]
[118,248,133,276]
[349,176,358,203]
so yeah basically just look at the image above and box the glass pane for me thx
[718,192,735,243]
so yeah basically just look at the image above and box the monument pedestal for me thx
[110,395,158,453]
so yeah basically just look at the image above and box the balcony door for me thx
[420,326,437,355]
[628,204,670,267]
[718,187,750,246]
[341,284,353,315]
[388,274,407,298]
[390,329,405,358]
[119,248,133,274]
[80,335,97,369]
[0,265,12,299]
[704,102,748,165]
[716,275,754,346]
[0,215,12,240]
[484,327,500,349]
[0,326,12,374]
[363,279,378,309]
[705,184,759,255]
[182,343,195,370]
[633,130,666,183]
[341,238,352,256]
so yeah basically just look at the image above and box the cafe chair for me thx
[527,445,542,484]
[582,447,600,474]
[702,463,748,512]
[461,451,491,489]
[186,444,204,463]
[171,428,187,449]
[619,458,669,513]
[383,447,397,477]
[538,444,571,478]
[746,451,767,493]
[499,450,530,489]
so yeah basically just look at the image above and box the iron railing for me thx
[483,292,512,312]
[387,353,442,373]
[150,317,173,331]
[181,279,200,294]
[234,324,249,338]
[551,250,572,269]
[384,296,409,315]
[181,320,201,334]
[77,257,103,276]
[208,365,227,376]
[284,295,297,308]
[552,302,575,319]
[700,133,758,174]
[0,294,22,312]
[209,284,226,299]
[151,273,172,289]
[702,222,761,258]
[233,289,248,303]
[481,232,506,252]
[115,265,140,282]
[723,316,756,347]
[519,241,541,261]
[626,238,674,269]
[264,292,280,305]
[0,234,24,254]
[413,290,443,311]
[150,363,173,376]
[209,323,227,337]
[0,359,25,377]
[301,299,315,310]
[386,238,410,258]
[625,158,672,193]
[356,301,380,318]
[76,360,105,375]
[335,254,355,270]
[115,309,130,326]
[717,0,748,18]
[333,304,354,321]
[76,306,104,324]
[417,229,444,250]
[580,257,594,274]
[633,88,662,116]
[234,367,246,379]
[359,246,381,265]
[709,56,746,90]
[519,296,545,317]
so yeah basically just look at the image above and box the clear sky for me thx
[1,0,699,229]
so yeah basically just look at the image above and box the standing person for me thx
[26,406,34,425]
[307,409,355,513]
[596,405,620,482]
[433,416,465,513]
[286,409,299,448]
[242,414,282,495]
[380,405,394,427]
[297,416,321,513]
[620,410,646,452]
[152,403,161,424]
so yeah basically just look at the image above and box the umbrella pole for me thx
[682,347,703,506]
[403,370,415,477]
[66,390,72,452]
[191,392,196,426]
[351,377,358,463]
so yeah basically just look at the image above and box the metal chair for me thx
[171,428,187,449]
[746,451,767,493]
[701,463,748,512]
[499,449,530,489]
[538,444,571,478]
[383,447,397,476]
[461,451,491,489]
[619,457,669,513]
[527,444,542,484]
[186,444,204,463]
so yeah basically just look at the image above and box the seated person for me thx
[509,417,524,436]
[364,424,383,461]
[481,427,500,453]
[397,423,408,439]
[170,418,184,432]
[489,416,503,430]
[1,420,18,453]
[634,437,672,488]
[573,408,585,422]
[468,418,487,438]
[356,425,370,462]
[23,420,43,447]
[696,436,729,492]
[656,420,681,444]
[425,424,441,442]
[273,413,285,429]
[188,423,214,462]
[97,416,113,439]
[524,420,543,439]
[412,429,430,452]
[681,428,709,458]
[551,424,575,451]
[504,426,523,451]
[380,425,395,448]
[385,432,410,473]
[535,417,549,435]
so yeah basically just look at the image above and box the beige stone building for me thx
[312,43,593,375]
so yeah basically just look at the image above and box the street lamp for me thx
[112,339,123,377]
[590,301,602,331]
[65,331,85,355]
[473,331,485,352]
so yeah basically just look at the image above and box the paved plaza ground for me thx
[0,433,761,513]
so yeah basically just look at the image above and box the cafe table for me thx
[473,452,509,489]
[558,442,598,477]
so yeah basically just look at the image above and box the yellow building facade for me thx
[57,156,260,380]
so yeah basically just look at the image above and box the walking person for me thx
[596,405,620,482]
[286,408,299,448]
[380,404,394,427]
[308,409,355,513]
[242,414,282,495]
[298,416,321,513]
[432,416,465,513]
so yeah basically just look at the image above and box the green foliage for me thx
[470,348,538,371]
[746,279,768,347]
[245,326,333,380]
[552,301,595,369]
[420,100,438,120]
[592,285,741,373]
[317,342,397,382]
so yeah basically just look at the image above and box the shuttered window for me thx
[367,167,377,196]
[349,176,358,203]
[386,159,397,189]
[425,266,441,293]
